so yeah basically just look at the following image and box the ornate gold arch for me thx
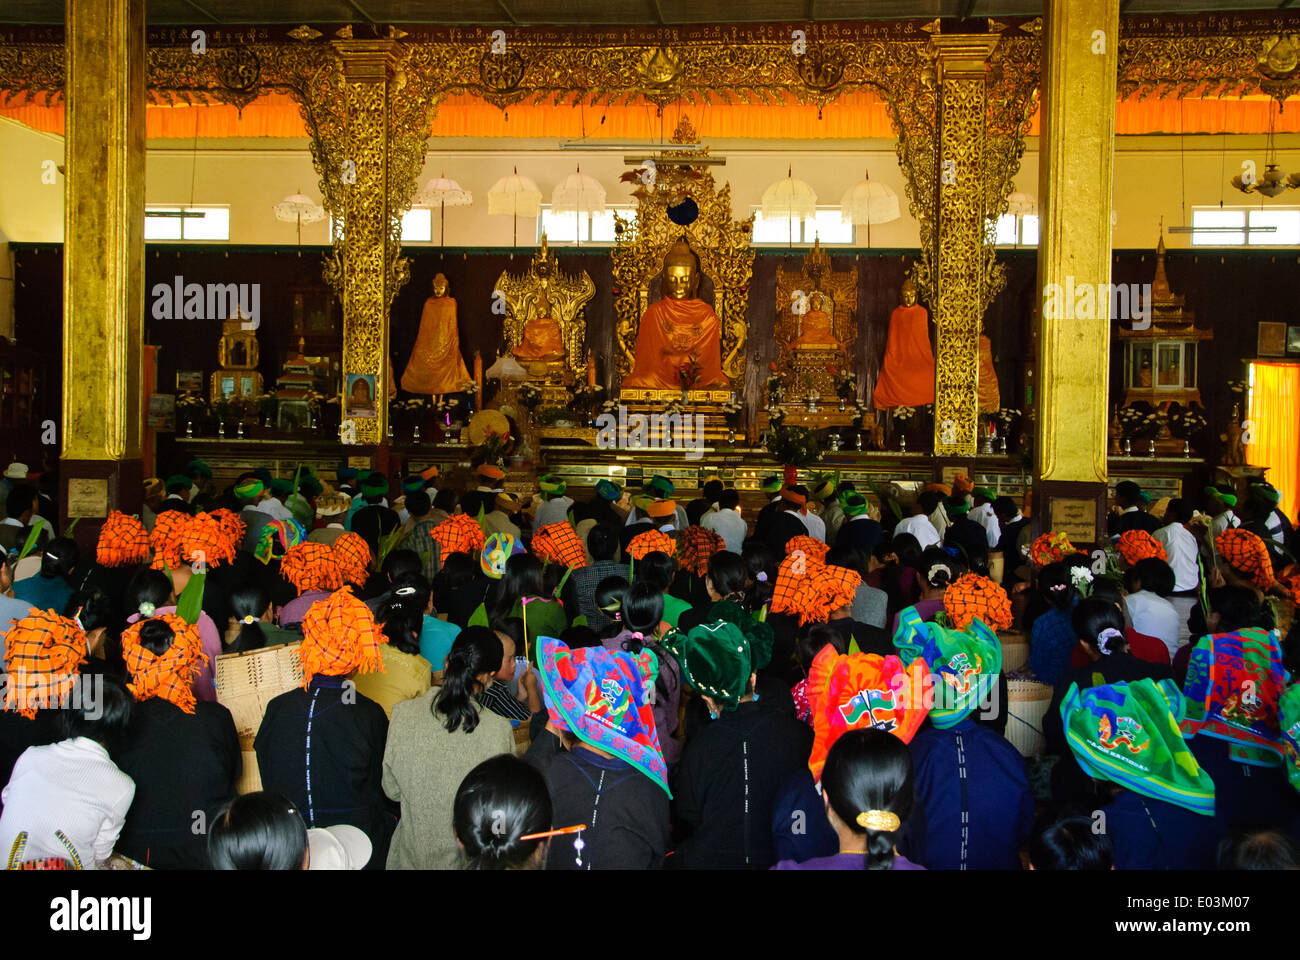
[493,233,596,378]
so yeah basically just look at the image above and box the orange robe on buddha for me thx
[791,310,840,350]
[624,297,727,390]
[977,334,1000,413]
[872,303,934,408]
[513,316,566,362]
[401,295,471,395]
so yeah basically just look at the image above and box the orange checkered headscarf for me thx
[1216,528,1274,590]
[299,587,386,687]
[532,522,588,569]
[808,565,863,620]
[209,508,247,548]
[1115,530,1166,566]
[628,529,677,561]
[280,542,344,594]
[1029,531,1076,569]
[120,613,207,714]
[149,510,189,570]
[96,511,151,567]
[177,512,238,569]
[785,536,829,564]
[332,532,371,586]
[770,551,860,625]
[679,526,726,577]
[431,513,487,559]
[1,611,88,719]
[943,573,1014,632]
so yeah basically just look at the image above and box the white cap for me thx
[307,825,372,870]
[4,462,28,480]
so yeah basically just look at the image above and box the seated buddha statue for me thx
[790,290,840,351]
[623,237,727,390]
[511,288,566,363]
[401,272,471,396]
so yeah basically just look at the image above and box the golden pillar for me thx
[931,35,1000,459]
[1033,0,1119,543]
[61,0,146,539]
[332,39,399,447]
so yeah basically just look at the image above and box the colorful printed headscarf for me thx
[1116,530,1167,566]
[628,529,676,560]
[894,606,1001,729]
[255,517,306,565]
[806,645,932,781]
[298,587,386,687]
[96,511,151,567]
[331,532,371,587]
[121,612,208,715]
[482,533,525,579]
[1181,627,1286,766]
[532,522,588,569]
[595,479,622,501]
[663,620,753,712]
[679,526,726,577]
[1029,531,1076,569]
[539,636,669,796]
[1280,684,1300,795]
[1215,528,1274,590]
[1,611,88,719]
[280,542,344,594]
[942,573,1013,632]
[431,513,486,558]
[1061,679,1215,816]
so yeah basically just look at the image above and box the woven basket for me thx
[215,641,304,794]
[998,630,1028,673]
[1005,678,1053,757]
[987,552,1005,584]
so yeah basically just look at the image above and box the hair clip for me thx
[1096,627,1124,655]
[241,615,258,625]
[756,572,768,582]
[519,823,588,843]
[395,585,417,597]
[138,601,156,618]
[856,809,901,832]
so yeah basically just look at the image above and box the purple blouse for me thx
[772,852,926,870]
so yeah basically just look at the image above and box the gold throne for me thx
[773,238,859,404]
[611,116,753,406]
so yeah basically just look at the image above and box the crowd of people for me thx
[0,459,1298,871]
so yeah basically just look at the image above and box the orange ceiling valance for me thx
[5,89,1300,141]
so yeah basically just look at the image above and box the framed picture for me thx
[220,375,236,397]
[277,399,312,432]
[1287,325,1300,355]
[345,373,377,419]
[1258,321,1287,357]
[147,394,175,431]
[177,370,204,393]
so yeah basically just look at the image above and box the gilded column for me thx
[61,0,145,543]
[931,35,1000,459]
[1033,0,1119,543]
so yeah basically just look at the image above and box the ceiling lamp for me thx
[551,166,607,247]
[417,174,472,246]
[761,167,818,248]
[486,167,543,247]
[273,190,326,244]
[1006,191,1037,217]
[1232,98,1297,198]
[840,171,900,247]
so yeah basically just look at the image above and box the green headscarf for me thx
[234,478,264,500]
[539,474,567,498]
[894,606,1001,728]
[944,495,969,517]
[596,479,622,501]
[664,620,753,712]
[760,475,783,495]
[708,600,774,672]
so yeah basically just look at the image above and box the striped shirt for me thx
[476,681,531,723]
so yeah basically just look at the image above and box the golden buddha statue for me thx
[623,237,727,390]
[511,287,566,363]
[872,278,935,409]
[401,273,471,395]
[977,333,1000,413]
[790,290,841,351]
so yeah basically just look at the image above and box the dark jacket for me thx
[113,698,240,869]
[834,515,883,558]
[1106,789,1218,870]
[944,517,989,565]
[527,732,670,870]
[673,700,813,869]
[254,675,391,869]
[1109,508,1162,536]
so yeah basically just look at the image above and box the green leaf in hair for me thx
[291,464,303,500]
[176,572,207,626]
[63,517,80,538]
[16,524,42,563]
[848,634,861,655]
[553,564,574,599]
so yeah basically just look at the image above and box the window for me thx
[749,206,854,245]
[537,205,634,244]
[331,208,434,243]
[1191,206,1299,246]
[145,206,230,241]
[993,213,1038,247]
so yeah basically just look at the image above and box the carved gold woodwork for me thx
[493,233,596,381]
[772,239,858,403]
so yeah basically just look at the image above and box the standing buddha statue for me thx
[401,272,471,395]
[872,278,935,409]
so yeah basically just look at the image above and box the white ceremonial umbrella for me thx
[761,166,817,248]
[551,166,607,248]
[417,173,472,247]
[1005,190,1037,248]
[273,190,326,245]
[840,171,901,248]
[487,167,543,248]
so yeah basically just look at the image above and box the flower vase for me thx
[854,432,863,451]
[237,422,245,439]
[185,420,193,438]
[387,422,394,440]
[1123,438,1132,456]
[727,428,736,446]
[899,435,907,453]
[805,396,818,413]
[217,422,225,439]
[830,433,841,452]
[838,398,846,413]
[413,425,421,444]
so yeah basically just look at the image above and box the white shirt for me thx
[702,507,747,554]
[1125,590,1181,662]
[1266,509,1286,544]
[261,497,295,523]
[534,496,574,531]
[1152,522,1199,592]
[969,502,1002,549]
[928,504,950,540]
[894,514,941,549]
[1210,509,1240,540]
[798,510,827,543]
[0,737,135,869]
